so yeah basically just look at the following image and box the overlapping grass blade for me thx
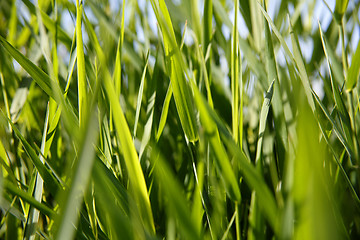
[91,159,133,240]
[191,78,241,201]
[192,81,279,232]
[3,181,56,218]
[263,8,288,164]
[151,150,201,239]
[0,35,54,100]
[1,112,62,196]
[319,24,355,158]
[55,110,99,240]
[149,0,198,142]
[24,103,50,240]
[83,13,155,234]
[248,80,274,239]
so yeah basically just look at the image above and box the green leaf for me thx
[346,41,360,90]
[334,0,349,23]
[4,180,56,218]
[156,82,173,141]
[191,82,279,233]
[83,13,155,234]
[151,150,201,239]
[0,35,54,100]
[150,0,198,142]
[55,110,99,240]
[191,79,241,202]
[1,112,62,196]
[76,0,87,126]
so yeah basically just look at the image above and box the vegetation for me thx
[0,0,360,239]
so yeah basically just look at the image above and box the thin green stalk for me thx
[76,0,87,126]
[231,0,240,144]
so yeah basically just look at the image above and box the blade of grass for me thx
[319,23,355,158]
[4,180,56,218]
[190,79,241,201]
[203,0,212,84]
[191,81,279,232]
[0,35,54,100]
[24,102,51,240]
[76,0,87,126]
[1,112,62,196]
[150,0,198,142]
[248,80,274,240]
[83,13,155,233]
[133,52,149,139]
[346,41,360,91]
[156,82,173,141]
[263,7,288,166]
[231,0,240,144]
[151,149,201,239]
[55,110,99,240]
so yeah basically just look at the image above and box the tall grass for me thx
[0,0,360,239]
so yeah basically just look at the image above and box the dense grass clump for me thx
[0,0,360,239]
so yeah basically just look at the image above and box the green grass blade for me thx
[151,150,201,239]
[25,102,51,240]
[203,0,212,84]
[92,159,134,240]
[76,0,87,126]
[0,35,54,100]
[288,16,316,112]
[133,52,149,139]
[255,80,274,167]
[346,41,360,90]
[55,111,99,240]
[192,83,279,232]
[150,0,198,142]
[1,112,62,196]
[4,180,56,218]
[156,82,173,141]
[248,80,274,240]
[83,13,155,233]
[191,80,241,201]
[319,24,355,157]
[311,89,354,160]
[263,10,288,163]
[334,0,349,22]
[231,0,240,144]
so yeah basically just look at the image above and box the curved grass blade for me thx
[151,149,201,239]
[319,24,355,158]
[156,82,173,141]
[0,35,54,100]
[91,159,134,240]
[190,80,241,202]
[150,0,198,142]
[1,112,62,196]
[263,11,288,163]
[191,82,279,233]
[4,181,56,218]
[248,80,274,239]
[133,52,150,139]
[83,13,155,233]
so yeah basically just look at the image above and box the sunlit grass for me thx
[0,0,360,239]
